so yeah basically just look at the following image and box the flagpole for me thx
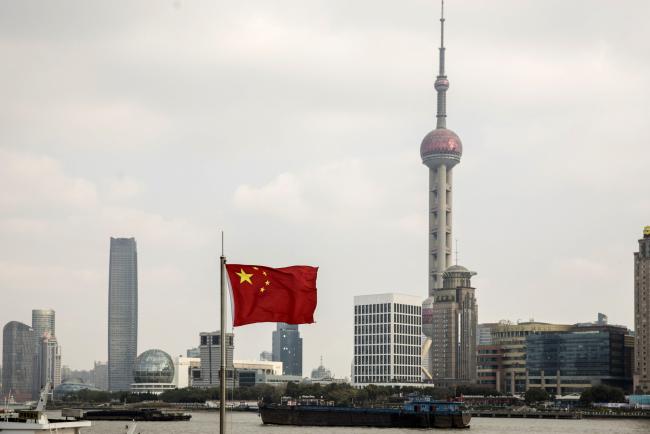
[220,231,226,434]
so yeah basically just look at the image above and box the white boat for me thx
[0,384,91,433]
[0,410,92,433]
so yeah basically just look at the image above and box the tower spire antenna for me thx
[435,0,449,129]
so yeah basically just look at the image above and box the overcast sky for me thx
[1,0,649,378]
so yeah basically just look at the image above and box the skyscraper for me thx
[31,308,60,398]
[2,321,35,401]
[272,323,303,376]
[634,226,650,393]
[108,237,138,391]
[424,266,477,384]
[34,333,61,396]
[32,309,55,339]
[195,331,235,388]
[420,2,477,384]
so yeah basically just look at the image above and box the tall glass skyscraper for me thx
[32,309,55,339]
[2,321,35,401]
[31,309,61,398]
[272,323,302,376]
[108,237,138,391]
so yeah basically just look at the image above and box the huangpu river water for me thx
[78,411,650,434]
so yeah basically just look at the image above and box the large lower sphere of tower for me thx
[421,128,462,290]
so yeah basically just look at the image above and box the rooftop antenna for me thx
[455,238,459,265]
[435,0,449,129]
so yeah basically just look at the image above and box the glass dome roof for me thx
[133,349,175,384]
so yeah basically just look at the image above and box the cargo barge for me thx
[260,396,471,429]
[64,408,191,422]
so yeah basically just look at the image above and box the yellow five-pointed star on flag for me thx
[236,268,253,284]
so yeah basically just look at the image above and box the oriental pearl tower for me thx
[421,1,477,383]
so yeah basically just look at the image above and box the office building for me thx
[272,323,303,376]
[31,309,61,398]
[92,361,108,390]
[34,333,62,396]
[195,331,235,388]
[634,226,650,393]
[31,309,55,341]
[353,293,422,386]
[526,325,633,394]
[234,360,283,387]
[174,356,200,388]
[108,237,138,391]
[2,321,35,401]
[423,266,478,385]
[479,321,573,394]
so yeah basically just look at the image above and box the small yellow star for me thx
[253,266,259,270]
[236,269,253,285]
[265,280,270,286]
[262,271,267,276]
[260,287,266,293]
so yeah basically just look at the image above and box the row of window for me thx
[354,303,421,315]
[355,324,390,334]
[355,334,390,345]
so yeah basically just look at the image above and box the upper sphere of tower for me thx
[420,128,463,165]
[434,77,449,91]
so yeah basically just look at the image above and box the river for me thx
[80,411,650,434]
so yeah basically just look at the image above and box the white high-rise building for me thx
[352,293,422,386]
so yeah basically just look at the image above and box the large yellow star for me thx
[236,268,253,285]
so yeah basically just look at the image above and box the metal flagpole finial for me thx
[221,230,224,257]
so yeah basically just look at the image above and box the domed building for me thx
[130,349,176,395]
[53,381,102,401]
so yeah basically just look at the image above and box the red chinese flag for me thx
[225,264,318,326]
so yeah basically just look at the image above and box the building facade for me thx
[108,237,138,391]
[423,266,477,384]
[195,331,235,388]
[634,226,650,393]
[30,309,61,398]
[1,321,35,401]
[92,361,108,390]
[174,356,201,389]
[481,321,573,394]
[526,326,632,394]
[353,293,422,386]
[34,333,61,397]
[272,323,303,376]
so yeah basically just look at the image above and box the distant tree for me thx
[579,385,625,406]
[524,388,549,405]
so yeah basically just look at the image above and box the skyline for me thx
[1,0,649,378]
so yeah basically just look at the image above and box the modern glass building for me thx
[272,323,303,376]
[32,309,55,339]
[526,327,632,394]
[31,309,61,398]
[133,349,175,384]
[108,237,138,391]
[2,321,36,401]
[130,349,176,395]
